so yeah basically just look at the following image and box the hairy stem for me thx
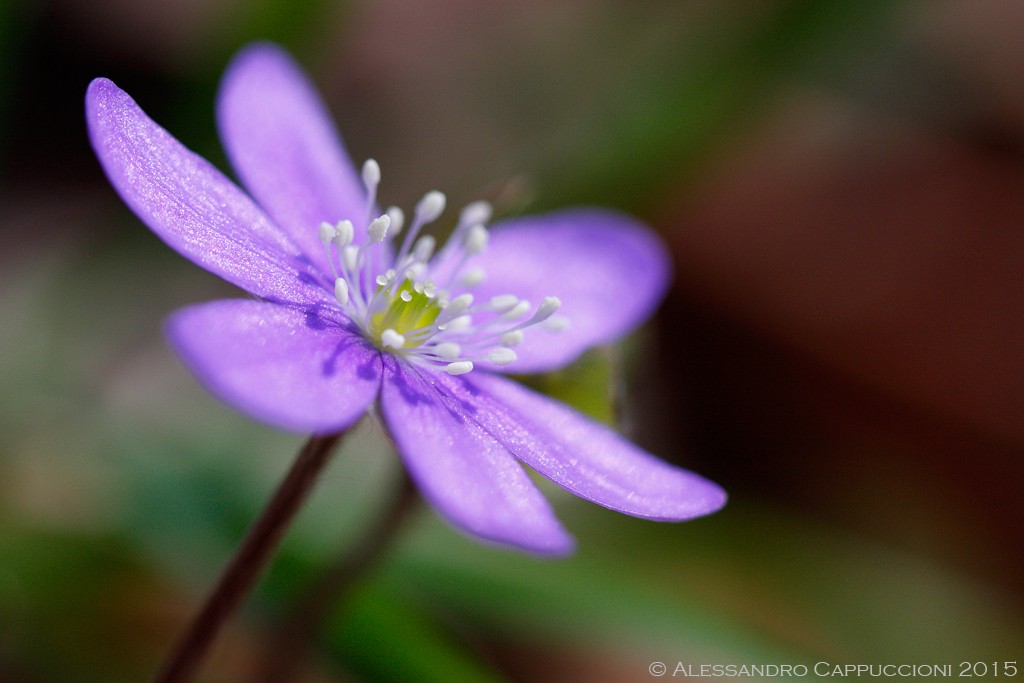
[155,432,345,683]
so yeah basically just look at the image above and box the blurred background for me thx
[1,0,1023,681]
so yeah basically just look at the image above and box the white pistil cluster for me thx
[318,160,564,375]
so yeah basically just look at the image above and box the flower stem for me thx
[154,432,345,683]
[257,468,419,682]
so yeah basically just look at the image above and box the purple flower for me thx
[86,43,725,555]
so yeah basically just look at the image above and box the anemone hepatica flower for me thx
[86,43,725,555]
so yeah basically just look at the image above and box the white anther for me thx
[442,293,473,316]
[319,221,336,246]
[367,214,390,243]
[490,294,519,312]
[533,296,562,322]
[400,290,413,302]
[459,200,492,227]
[445,361,474,375]
[334,278,349,306]
[406,262,426,280]
[464,225,489,255]
[432,342,461,360]
[501,330,524,346]
[413,235,436,262]
[381,329,405,349]
[544,315,570,332]
[362,159,381,190]
[487,348,517,366]
[386,206,405,236]
[442,315,472,333]
[334,219,354,248]
[342,245,359,272]
[459,267,486,287]
[502,299,531,320]
[375,274,389,286]
[416,191,446,223]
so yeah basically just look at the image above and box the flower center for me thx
[317,160,565,375]
[367,280,441,346]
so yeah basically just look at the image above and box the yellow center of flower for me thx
[368,280,441,349]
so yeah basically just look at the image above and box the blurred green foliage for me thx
[533,0,900,211]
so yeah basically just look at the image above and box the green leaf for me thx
[0,525,164,682]
[326,583,507,683]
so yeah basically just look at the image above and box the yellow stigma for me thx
[368,279,441,348]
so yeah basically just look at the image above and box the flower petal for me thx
[380,357,575,555]
[458,209,672,372]
[166,300,381,434]
[86,78,330,306]
[217,42,368,275]
[443,371,727,520]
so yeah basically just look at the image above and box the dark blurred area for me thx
[1,1,1022,681]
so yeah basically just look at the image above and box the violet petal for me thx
[86,78,330,306]
[452,208,672,373]
[380,356,575,555]
[217,42,368,276]
[166,300,382,435]
[445,371,727,520]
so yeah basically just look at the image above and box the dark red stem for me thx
[154,432,344,683]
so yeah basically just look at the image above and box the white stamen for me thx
[342,245,359,272]
[442,315,472,333]
[445,361,474,375]
[459,200,492,227]
[490,294,519,312]
[501,330,524,346]
[459,267,486,287]
[386,206,405,237]
[432,342,461,359]
[406,262,426,280]
[416,191,446,223]
[413,235,436,262]
[544,315,570,332]
[333,219,354,248]
[464,225,489,255]
[502,299,531,320]
[314,159,569,373]
[487,348,517,366]
[367,214,390,243]
[396,192,445,265]
[362,159,381,190]
[319,221,336,245]
[334,278,349,306]
[441,293,473,319]
[533,296,561,323]
[381,329,405,349]
[362,160,381,227]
